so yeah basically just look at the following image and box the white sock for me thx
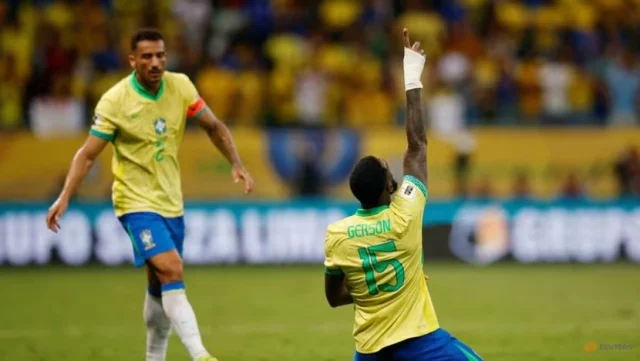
[161,284,209,359]
[144,293,172,361]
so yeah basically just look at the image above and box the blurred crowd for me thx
[1,0,639,135]
[473,145,640,200]
[289,142,640,199]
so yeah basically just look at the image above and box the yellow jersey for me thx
[324,175,440,354]
[90,71,207,218]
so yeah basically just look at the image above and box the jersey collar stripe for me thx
[355,205,389,217]
[130,71,165,101]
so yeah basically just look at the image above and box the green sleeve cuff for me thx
[325,267,344,276]
[404,175,428,198]
[90,129,115,141]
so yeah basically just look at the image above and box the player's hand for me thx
[232,164,254,195]
[46,197,69,233]
[403,28,425,56]
[402,28,425,91]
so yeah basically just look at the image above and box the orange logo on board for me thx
[584,342,597,353]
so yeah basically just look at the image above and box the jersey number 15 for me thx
[358,240,405,295]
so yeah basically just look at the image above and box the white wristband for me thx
[404,47,425,91]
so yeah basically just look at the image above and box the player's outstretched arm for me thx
[190,108,254,194]
[402,28,428,186]
[46,135,109,232]
[324,273,354,308]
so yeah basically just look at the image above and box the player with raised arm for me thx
[45,29,253,361]
[323,29,483,361]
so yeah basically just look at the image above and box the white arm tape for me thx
[404,47,426,91]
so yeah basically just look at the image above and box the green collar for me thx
[355,205,389,217]
[130,71,164,101]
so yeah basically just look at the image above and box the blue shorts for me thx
[354,329,483,361]
[118,212,185,267]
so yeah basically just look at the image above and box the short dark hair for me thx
[131,28,164,51]
[350,156,387,206]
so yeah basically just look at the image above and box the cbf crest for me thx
[153,118,168,162]
[154,118,167,135]
[140,229,156,250]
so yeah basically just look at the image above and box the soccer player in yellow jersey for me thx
[323,29,483,361]
[45,29,254,361]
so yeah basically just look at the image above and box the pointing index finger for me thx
[403,28,411,48]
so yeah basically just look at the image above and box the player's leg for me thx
[157,215,216,361]
[149,250,214,360]
[122,212,214,361]
[143,264,172,361]
[447,334,484,361]
[121,213,173,361]
[426,329,483,361]
[389,329,483,361]
[429,330,483,361]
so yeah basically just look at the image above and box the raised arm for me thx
[402,28,428,186]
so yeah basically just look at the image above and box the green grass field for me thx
[1,262,638,361]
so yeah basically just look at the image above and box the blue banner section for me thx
[2,198,639,225]
[0,198,638,266]
[267,128,360,186]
